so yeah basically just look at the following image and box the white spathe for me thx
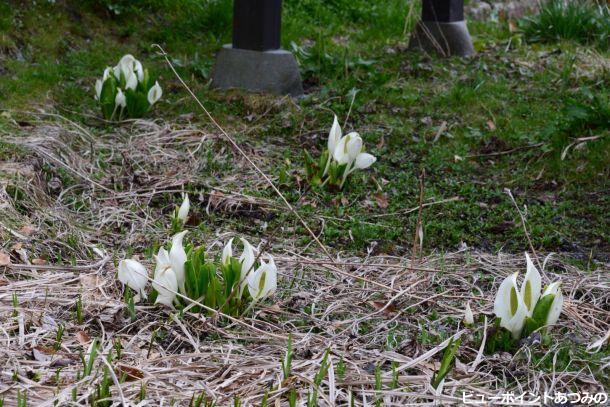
[333,134,351,165]
[152,266,178,308]
[154,247,171,276]
[119,54,137,80]
[248,255,277,301]
[102,67,112,81]
[95,79,102,101]
[238,238,255,296]
[177,193,190,223]
[354,152,376,170]
[147,81,162,105]
[494,272,527,339]
[134,60,144,82]
[115,89,126,108]
[464,302,474,326]
[118,259,148,299]
[169,231,188,294]
[345,133,363,163]
[541,281,564,327]
[328,115,342,156]
[125,72,138,91]
[113,65,122,81]
[222,238,234,267]
[520,252,542,317]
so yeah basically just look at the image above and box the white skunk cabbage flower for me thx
[520,253,542,317]
[154,247,171,275]
[169,231,188,294]
[113,65,122,81]
[464,302,474,326]
[118,259,148,299]
[147,81,162,106]
[119,54,136,67]
[353,152,376,170]
[134,59,144,82]
[324,115,343,176]
[248,255,277,301]
[119,54,136,79]
[115,88,126,108]
[102,67,112,81]
[177,193,190,223]
[494,272,527,339]
[541,282,564,327]
[222,238,234,267]
[95,79,103,101]
[334,133,363,165]
[328,115,342,157]
[152,266,178,308]
[125,71,138,91]
[346,133,363,162]
[238,238,255,296]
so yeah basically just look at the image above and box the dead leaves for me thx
[32,346,77,367]
[0,252,10,266]
[116,364,145,381]
[369,300,398,317]
[374,193,389,209]
[76,331,91,345]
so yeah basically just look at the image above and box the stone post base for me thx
[211,44,304,97]
[409,20,475,57]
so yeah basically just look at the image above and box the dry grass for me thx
[0,114,608,405]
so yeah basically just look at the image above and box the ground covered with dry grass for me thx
[0,116,608,405]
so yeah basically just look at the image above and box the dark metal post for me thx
[409,0,474,57]
[211,0,303,96]
[233,0,281,51]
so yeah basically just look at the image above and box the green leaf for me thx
[531,294,555,328]
[522,316,540,338]
[484,319,516,354]
[125,89,150,118]
[431,337,461,389]
[184,260,198,300]
[99,78,117,120]
[303,149,317,180]
[318,150,329,171]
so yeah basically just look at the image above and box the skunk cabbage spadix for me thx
[494,272,527,339]
[118,259,148,299]
[169,231,188,294]
[520,253,542,317]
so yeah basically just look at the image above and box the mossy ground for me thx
[0,0,608,259]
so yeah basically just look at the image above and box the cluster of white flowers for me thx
[324,116,376,188]
[493,253,564,339]
[117,195,277,310]
[94,54,162,120]
[221,237,278,302]
[305,115,376,190]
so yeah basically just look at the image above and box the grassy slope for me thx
[0,0,608,260]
